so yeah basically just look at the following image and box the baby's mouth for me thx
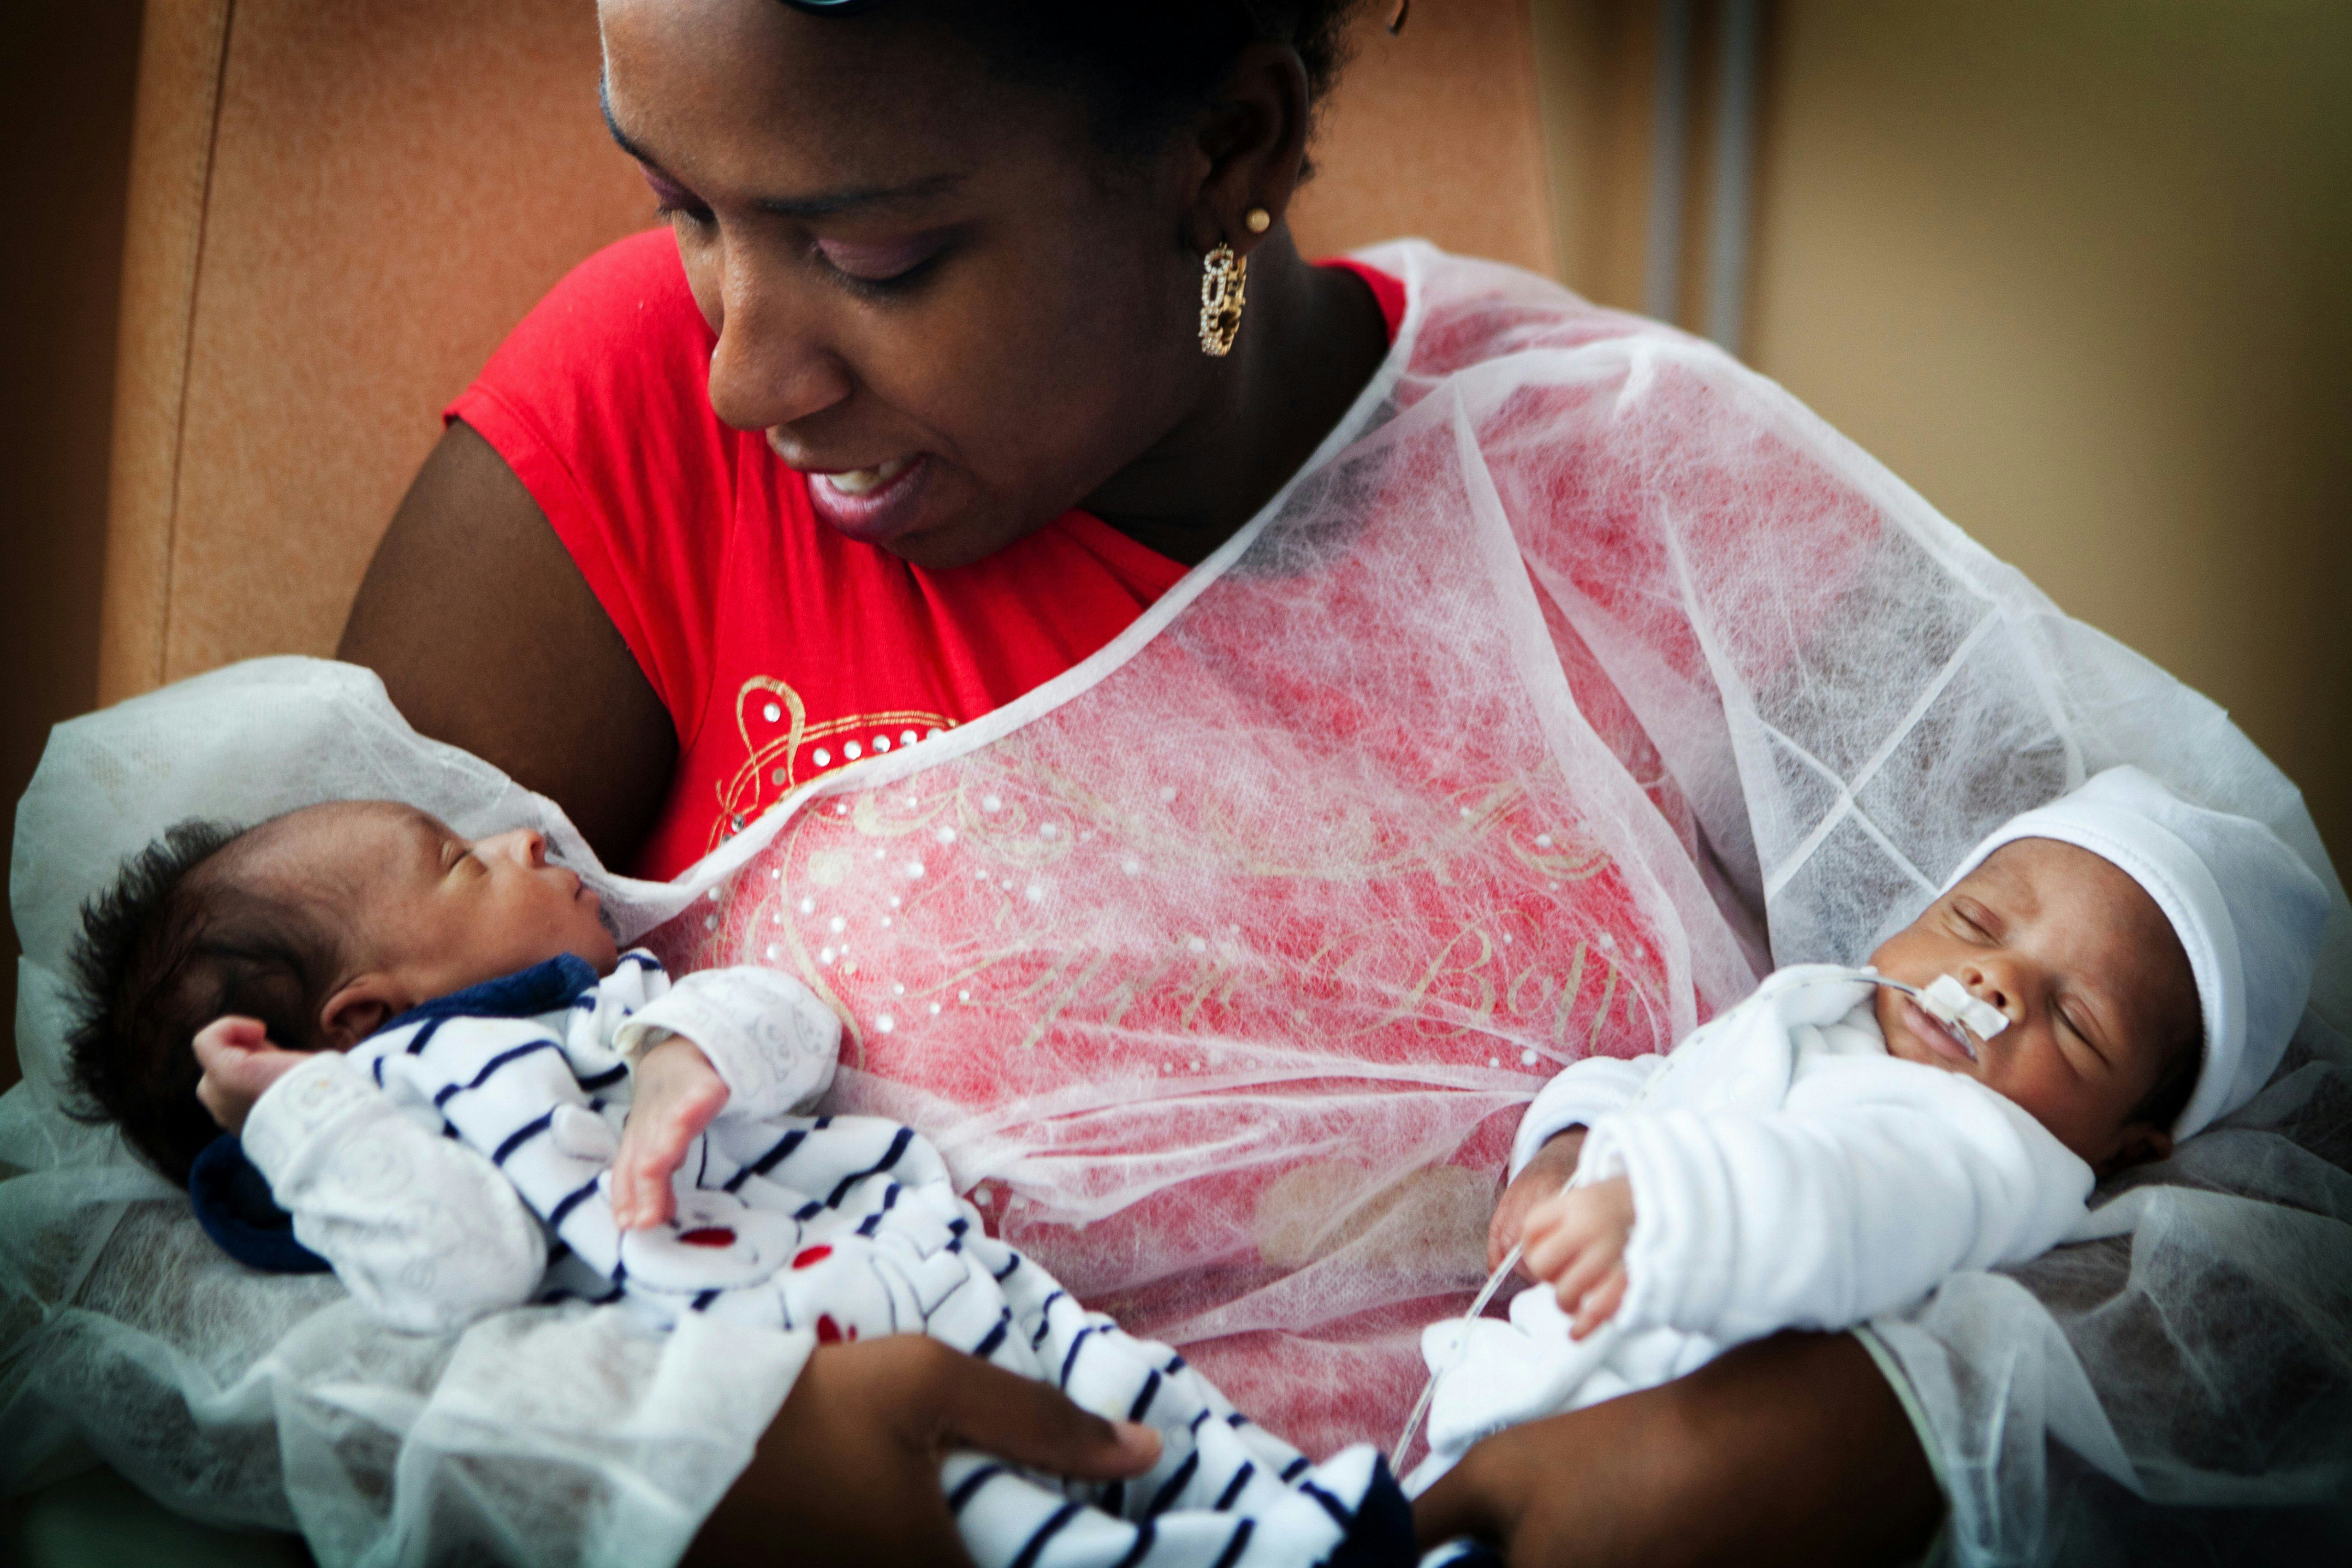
[1901,997,1979,1066]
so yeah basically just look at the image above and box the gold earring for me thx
[1199,243,1248,357]
[1245,207,1271,234]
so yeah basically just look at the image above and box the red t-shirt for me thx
[451,231,1406,878]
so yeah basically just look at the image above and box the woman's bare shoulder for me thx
[338,421,676,865]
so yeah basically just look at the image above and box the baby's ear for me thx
[319,975,408,1051]
[2100,1121,2176,1177]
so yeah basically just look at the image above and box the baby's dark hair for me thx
[2130,1025,2202,1138]
[64,816,349,1184]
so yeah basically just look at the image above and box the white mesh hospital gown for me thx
[4,243,2348,1565]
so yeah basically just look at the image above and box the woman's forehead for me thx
[597,0,1070,196]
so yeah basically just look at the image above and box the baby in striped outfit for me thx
[65,799,1413,1568]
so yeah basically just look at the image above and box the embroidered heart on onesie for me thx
[617,1189,802,1291]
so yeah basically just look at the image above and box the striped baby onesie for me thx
[238,952,1414,1568]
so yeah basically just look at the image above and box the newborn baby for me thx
[1408,767,2330,1489]
[63,800,1414,1568]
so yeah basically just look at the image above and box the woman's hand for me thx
[190,1016,313,1133]
[610,1033,731,1229]
[1488,1127,1588,1275]
[1519,1176,1634,1337]
[1414,1330,1942,1568]
[686,1336,1162,1568]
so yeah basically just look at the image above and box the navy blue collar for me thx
[369,952,600,1038]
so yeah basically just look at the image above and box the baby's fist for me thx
[1518,1176,1636,1339]
[191,1016,314,1133]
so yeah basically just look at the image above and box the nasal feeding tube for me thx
[1885,971,2010,1055]
[1391,970,2008,1469]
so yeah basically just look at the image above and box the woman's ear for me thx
[2098,1121,2176,1177]
[1182,39,1313,255]
[319,975,411,1051]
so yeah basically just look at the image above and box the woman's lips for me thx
[1901,996,1978,1065]
[796,448,932,544]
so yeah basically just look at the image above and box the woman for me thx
[318,2,2341,1565]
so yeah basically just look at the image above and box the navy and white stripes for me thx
[326,953,1412,1568]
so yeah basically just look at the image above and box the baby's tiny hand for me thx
[1489,1127,1587,1275]
[1518,1176,1636,1339]
[611,1034,731,1230]
[191,1016,313,1133]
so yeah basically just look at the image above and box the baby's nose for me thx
[482,827,547,866]
[1959,962,2015,1016]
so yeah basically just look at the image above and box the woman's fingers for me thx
[689,1338,1160,1568]
[689,1338,977,1568]
[931,1343,1162,1480]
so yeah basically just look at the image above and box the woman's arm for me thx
[337,421,676,867]
[1415,1330,1942,1568]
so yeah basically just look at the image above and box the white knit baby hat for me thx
[1942,766,2330,1140]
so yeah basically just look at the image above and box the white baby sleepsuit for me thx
[1411,963,2092,1489]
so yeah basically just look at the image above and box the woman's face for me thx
[598,0,1220,569]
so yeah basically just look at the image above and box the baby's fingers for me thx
[1547,1240,1619,1322]
[609,1150,666,1230]
[190,1015,271,1068]
[1517,1195,1590,1283]
[1569,1264,1627,1339]
[611,1120,693,1230]
[1519,1218,1581,1289]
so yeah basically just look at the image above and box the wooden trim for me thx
[99,0,235,703]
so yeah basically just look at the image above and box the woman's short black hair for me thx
[815,1,1373,162]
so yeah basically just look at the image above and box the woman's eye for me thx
[814,235,948,290]
[638,165,712,225]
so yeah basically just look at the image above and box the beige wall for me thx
[1536,0,2352,862]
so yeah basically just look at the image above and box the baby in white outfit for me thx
[1408,767,2331,1489]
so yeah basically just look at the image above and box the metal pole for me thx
[1705,0,1762,355]
[1643,0,1696,324]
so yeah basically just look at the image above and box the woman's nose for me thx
[699,239,856,434]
